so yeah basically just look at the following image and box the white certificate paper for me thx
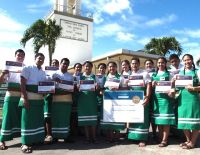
[128,75,144,87]
[58,80,74,92]
[175,75,193,87]
[155,81,171,93]
[38,81,55,93]
[79,80,95,91]
[104,79,120,89]
[45,66,59,76]
[5,61,23,73]
[103,91,144,123]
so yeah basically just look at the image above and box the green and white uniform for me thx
[128,69,151,141]
[177,69,200,130]
[51,71,73,139]
[151,71,175,125]
[20,65,46,145]
[0,70,22,142]
[77,73,98,126]
[100,73,125,131]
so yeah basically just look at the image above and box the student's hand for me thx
[185,85,195,92]
[152,81,157,87]
[109,87,118,91]
[2,70,9,75]
[54,77,61,83]
[23,98,30,110]
[168,89,175,98]
[142,96,149,107]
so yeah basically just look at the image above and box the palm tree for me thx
[21,19,62,65]
[144,37,182,56]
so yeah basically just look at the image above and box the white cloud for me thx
[116,32,135,41]
[137,37,151,46]
[82,0,132,24]
[94,23,122,37]
[145,14,177,27]
[173,29,200,39]
[103,0,132,15]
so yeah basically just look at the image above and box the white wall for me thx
[47,12,93,66]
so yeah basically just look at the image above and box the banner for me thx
[103,91,144,123]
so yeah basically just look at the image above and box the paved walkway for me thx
[0,134,199,155]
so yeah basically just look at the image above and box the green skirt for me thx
[20,98,45,145]
[152,93,175,125]
[0,95,21,141]
[128,104,150,141]
[178,89,200,130]
[51,98,72,139]
[77,91,98,126]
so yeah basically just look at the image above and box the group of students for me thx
[0,49,199,153]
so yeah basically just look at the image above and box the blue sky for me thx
[0,0,200,66]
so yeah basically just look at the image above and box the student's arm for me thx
[0,70,9,83]
[20,76,29,109]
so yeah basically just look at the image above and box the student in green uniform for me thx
[96,63,106,135]
[77,61,98,143]
[144,59,158,142]
[0,49,25,150]
[128,57,152,147]
[20,53,46,153]
[44,59,59,144]
[51,58,74,141]
[100,61,125,142]
[151,57,175,147]
[176,54,200,149]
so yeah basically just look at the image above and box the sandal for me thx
[158,141,168,147]
[138,141,146,147]
[21,145,32,153]
[44,135,53,144]
[180,141,190,147]
[182,143,195,150]
[0,142,8,150]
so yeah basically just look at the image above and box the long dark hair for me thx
[107,61,118,75]
[182,54,196,75]
[121,59,131,74]
[156,57,168,74]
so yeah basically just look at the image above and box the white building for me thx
[45,0,93,66]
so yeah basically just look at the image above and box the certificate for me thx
[175,75,193,87]
[45,66,59,76]
[155,81,171,93]
[128,75,144,87]
[104,79,120,89]
[5,61,23,73]
[58,80,74,92]
[103,91,144,123]
[79,80,95,91]
[38,81,55,93]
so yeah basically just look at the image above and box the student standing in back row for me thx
[176,54,200,149]
[0,49,25,150]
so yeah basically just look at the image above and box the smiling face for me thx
[84,63,92,75]
[183,55,193,69]
[98,64,106,75]
[15,52,25,63]
[145,60,154,70]
[170,58,180,69]
[157,58,167,71]
[74,64,82,73]
[60,60,69,73]
[131,59,140,72]
[121,61,130,72]
[35,55,45,68]
[108,62,117,75]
